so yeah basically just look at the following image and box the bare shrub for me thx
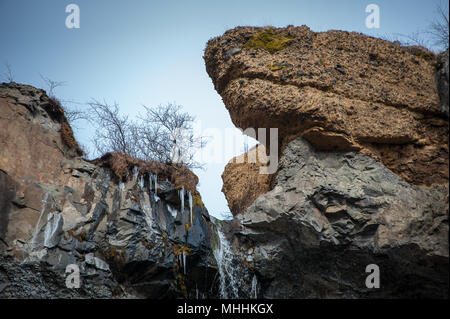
[136,103,206,168]
[428,3,449,50]
[87,99,137,157]
[2,62,14,82]
[40,74,87,125]
[379,3,448,52]
[87,101,205,169]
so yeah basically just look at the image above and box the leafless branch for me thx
[427,3,449,50]
[39,73,66,98]
[3,62,14,82]
[87,101,206,169]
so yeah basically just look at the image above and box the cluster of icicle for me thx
[148,173,159,202]
[214,229,240,298]
[121,167,197,276]
[120,166,160,202]
[120,166,195,224]
[177,250,187,275]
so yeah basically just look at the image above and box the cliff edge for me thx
[0,83,217,298]
[205,26,449,298]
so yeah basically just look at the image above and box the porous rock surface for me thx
[205,26,449,215]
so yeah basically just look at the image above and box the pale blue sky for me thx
[0,0,447,218]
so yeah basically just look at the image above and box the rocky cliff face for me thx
[205,26,449,298]
[0,83,217,298]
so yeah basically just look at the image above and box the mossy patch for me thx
[245,28,293,53]
[101,246,126,265]
[91,152,199,192]
[268,63,288,71]
[173,244,191,256]
[67,229,87,242]
[192,191,204,208]
[141,237,155,249]
[412,50,435,62]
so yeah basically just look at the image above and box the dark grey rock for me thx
[436,49,449,117]
[224,47,241,61]
[335,64,345,74]
[221,137,448,299]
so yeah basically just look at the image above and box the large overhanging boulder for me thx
[204,26,449,215]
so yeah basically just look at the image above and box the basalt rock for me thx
[220,137,449,298]
[436,49,449,118]
[0,83,218,298]
[205,26,449,298]
[205,26,449,216]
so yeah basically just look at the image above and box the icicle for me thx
[251,275,258,299]
[152,174,159,202]
[188,191,193,225]
[44,213,63,248]
[119,182,125,191]
[179,187,184,213]
[138,175,144,188]
[167,205,178,218]
[182,250,186,275]
[133,166,139,181]
[30,192,49,250]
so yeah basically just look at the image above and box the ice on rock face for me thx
[119,182,125,191]
[30,192,49,250]
[179,187,185,213]
[182,250,187,275]
[214,229,240,299]
[251,274,258,299]
[43,213,63,249]
[167,205,178,218]
[177,253,186,275]
[138,175,144,188]
[188,191,193,225]
[133,166,139,181]
[149,173,159,202]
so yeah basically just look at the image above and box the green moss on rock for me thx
[245,28,293,53]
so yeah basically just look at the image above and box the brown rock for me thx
[221,145,273,216]
[205,26,449,215]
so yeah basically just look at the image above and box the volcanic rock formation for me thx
[0,83,217,298]
[205,26,449,298]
